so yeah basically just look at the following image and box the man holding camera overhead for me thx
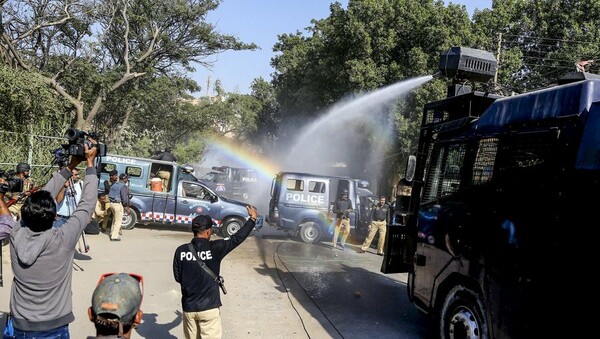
[3,137,98,337]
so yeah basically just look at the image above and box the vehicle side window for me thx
[126,166,143,178]
[472,138,498,185]
[423,143,466,202]
[181,182,211,200]
[216,173,228,182]
[308,181,326,193]
[286,179,304,191]
[101,163,116,174]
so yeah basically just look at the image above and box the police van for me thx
[99,154,261,236]
[199,166,259,201]
[266,171,377,243]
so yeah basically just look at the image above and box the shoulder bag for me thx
[187,243,227,294]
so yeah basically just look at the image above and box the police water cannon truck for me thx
[382,46,597,338]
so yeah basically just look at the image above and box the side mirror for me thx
[210,195,218,203]
[405,155,416,182]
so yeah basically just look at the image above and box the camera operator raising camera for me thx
[0,133,101,337]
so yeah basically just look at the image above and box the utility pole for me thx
[494,32,502,88]
[206,75,211,97]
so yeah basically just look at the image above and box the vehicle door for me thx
[176,180,221,224]
[411,141,468,304]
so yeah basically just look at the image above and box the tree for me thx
[270,0,479,179]
[472,0,600,93]
[0,64,68,133]
[250,77,279,145]
[0,0,257,130]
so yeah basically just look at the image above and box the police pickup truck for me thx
[99,154,261,236]
[199,166,258,201]
[266,171,377,243]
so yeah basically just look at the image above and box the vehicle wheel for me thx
[299,221,322,244]
[121,210,138,230]
[439,285,489,339]
[222,217,244,237]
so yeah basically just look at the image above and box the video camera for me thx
[63,128,107,157]
[0,177,22,194]
[51,128,108,167]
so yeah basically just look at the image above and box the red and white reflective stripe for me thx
[140,212,221,225]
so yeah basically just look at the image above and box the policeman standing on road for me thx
[173,206,258,339]
[358,195,389,255]
[331,190,353,250]
[107,173,130,241]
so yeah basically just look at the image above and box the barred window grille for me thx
[498,131,558,173]
[423,143,467,202]
[308,181,326,193]
[473,138,499,185]
[286,179,304,191]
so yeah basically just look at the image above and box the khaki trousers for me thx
[331,217,350,247]
[8,202,23,220]
[102,202,112,229]
[361,220,387,254]
[183,308,222,339]
[109,202,123,240]
[157,170,171,192]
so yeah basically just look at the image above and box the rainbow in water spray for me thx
[204,135,280,181]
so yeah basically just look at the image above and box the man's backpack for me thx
[85,220,100,234]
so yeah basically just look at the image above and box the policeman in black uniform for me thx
[331,190,353,250]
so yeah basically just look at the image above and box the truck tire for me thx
[121,210,138,230]
[299,221,322,244]
[439,285,489,339]
[221,217,244,237]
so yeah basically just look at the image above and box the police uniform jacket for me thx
[371,203,389,222]
[172,218,256,313]
[333,199,353,218]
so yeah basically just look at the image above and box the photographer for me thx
[7,140,98,337]
[173,206,258,339]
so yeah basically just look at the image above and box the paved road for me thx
[1,224,431,338]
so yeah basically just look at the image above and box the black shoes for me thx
[357,249,366,253]
[110,238,121,241]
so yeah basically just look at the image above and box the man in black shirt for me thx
[173,206,258,339]
[330,190,353,250]
[359,195,389,255]
[160,147,177,162]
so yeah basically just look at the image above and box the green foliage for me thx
[270,0,478,179]
[0,64,70,133]
[173,132,207,165]
[250,77,280,145]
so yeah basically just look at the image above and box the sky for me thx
[192,0,493,96]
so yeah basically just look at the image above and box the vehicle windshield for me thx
[200,172,217,181]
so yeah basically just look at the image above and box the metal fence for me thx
[1,126,70,183]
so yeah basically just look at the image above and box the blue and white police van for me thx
[99,154,261,236]
[266,171,376,243]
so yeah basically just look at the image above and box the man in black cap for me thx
[331,189,354,250]
[173,205,258,339]
[161,147,177,162]
[87,272,143,339]
[104,169,118,194]
[102,170,119,231]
